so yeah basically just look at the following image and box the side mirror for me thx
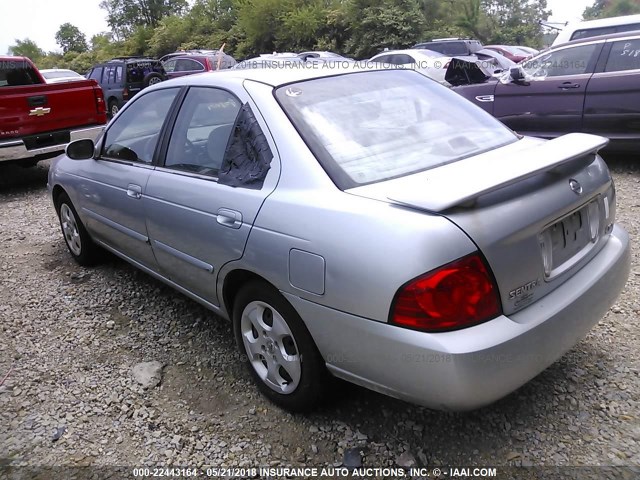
[510,67,525,82]
[66,139,95,160]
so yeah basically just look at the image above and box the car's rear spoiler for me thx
[388,133,609,212]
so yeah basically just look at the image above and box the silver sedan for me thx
[48,66,630,412]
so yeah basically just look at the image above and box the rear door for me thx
[144,86,277,305]
[493,42,602,137]
[583,36,640,148]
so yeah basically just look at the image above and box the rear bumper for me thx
[285,225,630,411]
[0,125,104,163]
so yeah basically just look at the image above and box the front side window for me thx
[276,70,517,189]
[605,39,640,72]
[102,88,179,163]
[165,87,241,176]
[522,44,598,78]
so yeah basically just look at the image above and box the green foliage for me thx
[7,39,45,61]
[22,0,553,72]
[100,0,188,39]
[480,0,550,47]
[584,0,640,19]
[55,23,88,54]
[345,0,426,58]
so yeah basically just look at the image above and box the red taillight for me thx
[391,253,501,332]
[122,87,129,100]
[94,86,106,115]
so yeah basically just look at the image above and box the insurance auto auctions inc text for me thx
[257,466,497,478]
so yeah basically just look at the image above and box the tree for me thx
[480,0,550,47]
[100,0,189,39]
[584,0,640,19]
[344,0,426,58]
[55,23,88,53]
[7,39,45,62]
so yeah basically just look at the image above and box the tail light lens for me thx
[390,253,501,332]
[442,61,450,69]
[94,86,106,115]
[122,87,129,100]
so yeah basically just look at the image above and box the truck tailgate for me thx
[0,80,104,140]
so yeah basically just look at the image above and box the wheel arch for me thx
[222,269,279,320]
[51,184,67,209]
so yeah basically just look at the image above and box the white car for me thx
[370,49,473,84]
[40,68,85,84]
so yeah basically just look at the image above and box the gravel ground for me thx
[0,157,639,477]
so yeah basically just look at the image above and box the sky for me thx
[0,0,596,56]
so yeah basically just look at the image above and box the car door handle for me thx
[558,82,580,89]
[216,208,242,229]
[127,184,142,199]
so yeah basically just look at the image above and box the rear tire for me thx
[143,73,163,87]
[108,99,119,119]
[55,192,100,266]
[233,281,328,412]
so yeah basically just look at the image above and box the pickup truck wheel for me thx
[108,100,119,118]
[233,281,328,412]
[55,193,100,266]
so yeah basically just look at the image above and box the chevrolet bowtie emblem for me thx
[29,107,51,117]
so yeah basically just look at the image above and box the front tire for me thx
[233,281,328,412]
[55,192,100,266]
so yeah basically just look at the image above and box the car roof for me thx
[554,28,640,48]
[155,63,393,89]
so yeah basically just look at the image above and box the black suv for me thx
[87,57,167,117]
[412,38,483,56]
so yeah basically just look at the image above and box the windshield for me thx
[276,70,517,189]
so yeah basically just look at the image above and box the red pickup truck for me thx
[0,56,107,166]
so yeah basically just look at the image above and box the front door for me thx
[144,86,276,305]
[493,42,602,137]
[76,87,181,269]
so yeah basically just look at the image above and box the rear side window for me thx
[0,59,41,87]
[605,39,640,72]
[126,61,165,83]
[165,87,241,176]
[89,67,103,82]
[571,23,640,41]
[276,70,517,189]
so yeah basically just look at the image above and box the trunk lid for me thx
[347,134,616,315]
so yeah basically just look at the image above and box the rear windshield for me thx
[0,59,42,87]
[126,61,165,82]
[42,70,81,79]
[419,42,469,55]
[275,70,517,189]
